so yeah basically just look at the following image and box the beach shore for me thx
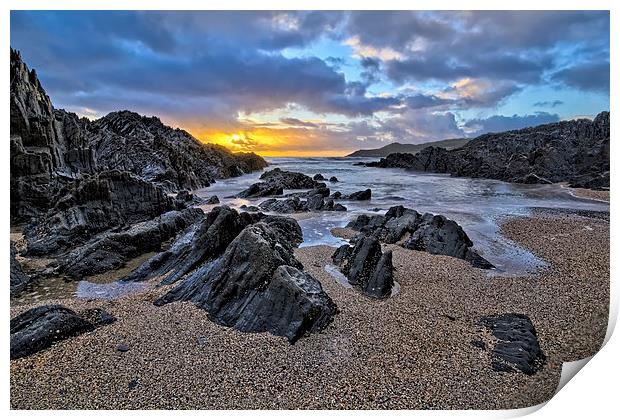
[10,208,609,409]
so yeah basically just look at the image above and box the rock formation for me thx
[477,313,546,374]
[58,208,204,280]
[347,206,494,269]
[332,236,394,299]
[10,305,116,359]
[237,168,317,198]
[24,170,177,256]
[154,220,337,343]
[365,113,610,190]
[10,48,266,224]
[10,243,32,297]
[259,196,347,213]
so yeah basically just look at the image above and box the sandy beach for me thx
[10,208,609,410]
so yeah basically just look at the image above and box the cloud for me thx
[550,61,610,92]
[279,117,318,128]
[462,112,560,135]
[533,100,564,108]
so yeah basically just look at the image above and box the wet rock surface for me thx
[259,195,347,213]
[57,208,204,280]
[478,313,546,375]
[347,205,494,269]
[154,221,337,343]
[10,243,32,298]
[237,168,317,198]
[365,112,610,190]
[332,236,394,299]
[24,170,177,256]
[10,305,116,359]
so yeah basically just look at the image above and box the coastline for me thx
[10,207,609,410]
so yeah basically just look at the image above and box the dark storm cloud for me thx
[462,112,560,135]
[550,61,610,93]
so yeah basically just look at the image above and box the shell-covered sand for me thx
[10,208,609,409]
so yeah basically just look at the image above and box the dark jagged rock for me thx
[236,181,284,198]
[91,111,267,192]
[331,236,394,299]
[365,112,610,190]
[205,195,220,204]
[24,170,176,256]
[569,171,610,190]
[515,173,553,185]
[329,176,339,182]
[10,305,116,359]
[479,313,546,375]
[121,206,302,286]
[57,208,204,279]
[313,173,325,181]
[346,205,494,269]
[10,49,266,224]
[345,189,372,200]
[10,49,96,223]
[258,194,347,213]
[329,191,342,199]
[237,168,317,198]
[259,168,316,189]
[154,222,337,343]
[10,243,32,298]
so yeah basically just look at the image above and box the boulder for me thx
[329,176,339,182]
[154,222,337,343]
[331,236,394,299]
[10,305,116,359]
[346,206,494,269]
[205,195,220,204]
[313,173,325,181]
[121,206,303,285]
[345,189,372,200]
[479,313,546,375]
[259,168,316,189]
[10,243,32,298]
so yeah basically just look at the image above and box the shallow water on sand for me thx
[196,157,609,276]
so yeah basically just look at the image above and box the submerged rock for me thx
[313,173,325,181]
[479,313,546,375]
[347,205,494,269]
[332,236,394,299]
[154,222,337,343]
[345,189,372,200]
[205,195,220,204]
[10,305,116,359]
[329,176,339,182]
[10,243,32,298]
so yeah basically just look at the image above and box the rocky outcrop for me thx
[347,206,494,269]
[154,221,337,343]
[10,49,96,223]
[237,168,317,198]
[10,49,266,224]
[24,170,176,256]
[10,305,116,359]
[345,189,372,200]
[121,206,303,286]
[10,243,32,298]
[89,111,267,192]
[477,313,546,375]
[329,176,339,182]
[332,236,394,299]
[57,208,204,280]
[259,196,347,213]
[365,113,610,190]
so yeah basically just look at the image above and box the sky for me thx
[10,10,610,156]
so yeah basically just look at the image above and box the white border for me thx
[2,1,617,418]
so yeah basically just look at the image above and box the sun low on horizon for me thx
[10,10,610,157]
